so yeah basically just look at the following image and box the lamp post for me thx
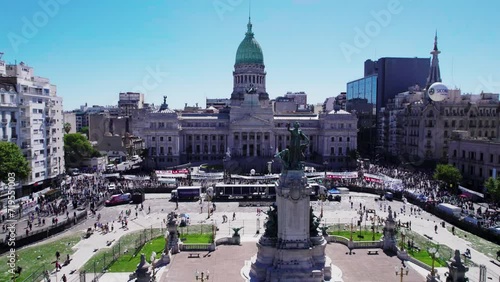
[319,193,326,218]
[207,195,212,219]
[427,246,440,278]
[371,218,376,241]
[195,270,210,281]
[323,161,328,184]
[400,229,406,251]
[350,218,353,241]
[395,263,409,282]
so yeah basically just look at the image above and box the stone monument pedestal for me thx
[247,170,332,282]
[130,253,151,282]
[447,250,469,282]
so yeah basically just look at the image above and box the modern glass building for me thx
[346,57,430,158]
[346,75,377,157]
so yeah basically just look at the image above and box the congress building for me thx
[131,18,358,173]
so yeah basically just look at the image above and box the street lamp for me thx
[427,246,440,278]
[371,218,376,241]
[350,218,353,241]
[207,195,212,219]
[395,263,409,282]
[323,161,328,183]
[195,270,210,281]
[318,193,326,218]
[400,229,406,251]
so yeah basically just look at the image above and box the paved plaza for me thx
[11,192,500,281]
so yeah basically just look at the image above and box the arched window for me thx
[331,137,334,142]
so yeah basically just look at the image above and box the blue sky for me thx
[1,0,499,111]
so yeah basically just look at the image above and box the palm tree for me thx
[63,122,71,134]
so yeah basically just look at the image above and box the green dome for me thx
[235,20,264,65]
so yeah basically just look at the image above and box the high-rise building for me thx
[0,59,65,195]
[118,92,144,116]
[377,35,500,174]
[347,56,429,157]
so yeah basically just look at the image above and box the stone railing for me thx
[215,237,240,246]
[325,235,382,249]
[179,243,215,252]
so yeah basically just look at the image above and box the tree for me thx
[79,126,89,138]
[484,177,500,204]
[0,142,30,183]
[347,149,360,169]
[64,133,101,167]
[63,123,72,134]
[433,164,462,192]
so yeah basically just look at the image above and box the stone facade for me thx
[448,131,500,188]
[130,19,358,172]
[0,59,65,192]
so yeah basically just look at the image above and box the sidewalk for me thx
[51,209,165,281]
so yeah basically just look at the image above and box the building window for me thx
[331,137,334,142]
[168,136,172,142]
[160,137,164,141]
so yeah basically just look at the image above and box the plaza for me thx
[7,190,498,282]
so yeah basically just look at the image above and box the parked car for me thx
[488,225,500,235]
[462,214,485,226]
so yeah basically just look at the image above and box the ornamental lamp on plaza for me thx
[400,229,406,250]
[195,270,209,281]
[427,246,440,278]
[395,263,409,282]
[318,191,327,219]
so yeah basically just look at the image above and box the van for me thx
[437,203,462,218]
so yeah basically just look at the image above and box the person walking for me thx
[233,212,236,221]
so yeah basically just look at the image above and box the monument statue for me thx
[248,122,331,282]
[275,122,309,171]
[263,204,278,238]
[309,206,321,237]
[232,227,244,237]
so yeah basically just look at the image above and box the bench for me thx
[367,250,379,255]
[188,253,200,258]
[424,234,433,240]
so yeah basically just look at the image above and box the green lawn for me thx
[328,230,383,241]
[107,236,165,272]
[81,228,163,274]
[0,233,81,282]
[405,248,447,267]
[180,233,214,244]
[446,225,500,261]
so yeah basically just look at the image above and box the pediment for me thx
[230,113,271,126]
